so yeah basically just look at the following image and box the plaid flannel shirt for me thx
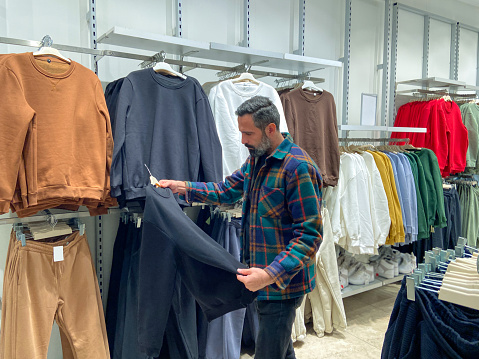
[185,133,322,300]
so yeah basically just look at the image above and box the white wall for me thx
[1,0,479,357]
[458,28,478,85]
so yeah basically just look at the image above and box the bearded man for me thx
[159,95,323,359]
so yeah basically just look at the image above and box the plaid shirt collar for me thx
[260,132,293,163]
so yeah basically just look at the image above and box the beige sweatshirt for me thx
[0,52,114,215]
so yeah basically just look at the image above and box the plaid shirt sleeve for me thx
[263,162,323,290]
[184,161,247,205]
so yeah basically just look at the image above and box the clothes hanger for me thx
[153,51,187,79]
[348,145,365,154]
[32,35,71,64]
[231,65,260,85]
[357,144,375,152]
[302,79,323,93]
[232,72,260,85]
[403,143,420,150]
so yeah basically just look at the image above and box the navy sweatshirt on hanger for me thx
[111,69,223,202]
[104,77,124,132]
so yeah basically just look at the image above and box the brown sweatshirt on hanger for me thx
[281,88,340,186]
[0,52,114,216]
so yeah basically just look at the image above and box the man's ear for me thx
[266,123,277,135]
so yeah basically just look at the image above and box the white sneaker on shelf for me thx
[390,250,401,277]
[376,258,395,279]
[349,263,375,285]
[411,253,417,270]
[399,253,414,274]
[347,261,363,279]
[339,266,348,289]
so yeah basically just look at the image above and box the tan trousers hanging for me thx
[0,230,109,359]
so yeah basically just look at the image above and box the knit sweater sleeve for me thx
[110,77,133,198]
[195,96,223,182]
[281,95,295,140]
[462,107,478,168]
[0,65,35,213]
[95,80,114,202]
[270,88,289,133]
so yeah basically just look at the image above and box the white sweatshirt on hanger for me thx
[324,156,352,249]
[360,151,391,247]
[208,80,288,178]
[325,153,383,254]
[348,153,375,254]
[323,168,344,246]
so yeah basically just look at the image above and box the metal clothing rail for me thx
[0,36,325,82]
[338,137,409,144]
[0,208,125,225]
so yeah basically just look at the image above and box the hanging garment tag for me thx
[150,175,159,186]
[144,164,159,186]
[54,246,64,262]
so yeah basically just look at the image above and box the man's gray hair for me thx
[235,96,280,132]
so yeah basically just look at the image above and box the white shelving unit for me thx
[397,77,466,89]
[341,274,405,298]
[97,26,343,74]
[97,26,210,55]
[396,77,479,95]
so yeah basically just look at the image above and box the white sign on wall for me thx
[360,93,378,126]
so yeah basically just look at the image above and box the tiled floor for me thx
[241,283,401,359]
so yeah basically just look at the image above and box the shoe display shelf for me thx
[341,274,406,298]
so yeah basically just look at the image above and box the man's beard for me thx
[246,133,272,157]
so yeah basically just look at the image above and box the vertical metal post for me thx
[294,0,306,55]
[381,0,391,127]
[455,23,460,81]
[476,32,479,98]
[342,0,352,131]
[95,215,103,297]
[422,16,430,80]
[88,0,98,75]
[388,3,399,127]
[450,22,459,80]
[88,0,102,297]
[175,0,183,37]
[242,0,250,47]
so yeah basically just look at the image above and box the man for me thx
[159,95,322,359]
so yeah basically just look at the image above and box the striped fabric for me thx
[185,133,323,300]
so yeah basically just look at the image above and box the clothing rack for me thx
[444,174,478,187]
[0,208,126,225]
[397,88,478,101]
[406,237,479,305]
[0,35,325,83]
[338,137,410,144]
[274,72,323,88]
[191,202,242,220]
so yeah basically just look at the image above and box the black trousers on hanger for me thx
[138,185,256,358]
[105,220,131,355]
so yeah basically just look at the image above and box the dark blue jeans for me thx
[255,296,304,359]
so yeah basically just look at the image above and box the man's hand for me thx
[158,180,187,195]
[236,267,275,292]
